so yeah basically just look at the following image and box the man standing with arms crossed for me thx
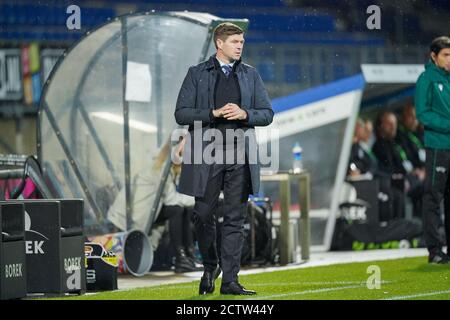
[416,36,450,264]
[174,22,273,294]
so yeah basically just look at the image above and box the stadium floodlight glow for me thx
[90,112,157,133]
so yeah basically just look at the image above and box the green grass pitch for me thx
[58,256,450,300]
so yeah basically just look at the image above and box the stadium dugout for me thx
[258,64,424,252]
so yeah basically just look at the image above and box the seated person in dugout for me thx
[107,141,199,273]
[395,104,426,219]
[348,118,377,179]
[347,117,398,222]
[372,110,424,221]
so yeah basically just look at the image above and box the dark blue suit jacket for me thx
[174,55,273,197]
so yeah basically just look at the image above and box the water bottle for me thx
[292,142,303,173]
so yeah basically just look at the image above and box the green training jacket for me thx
[415,61,450,149]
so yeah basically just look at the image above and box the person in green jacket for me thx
[415,36,450,264]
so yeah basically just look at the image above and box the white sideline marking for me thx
[118,249,429,290]
[382,290,450,300]
[248,280,393,287]
[245,284,363,300]
[144,280,393,291]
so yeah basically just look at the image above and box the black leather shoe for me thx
[220,281,257,295]
[185,246,202,265]
[199,266,221,295]
[428,250,450,264]
[174,248,203,273]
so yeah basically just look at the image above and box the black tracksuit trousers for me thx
[423,148,450,254]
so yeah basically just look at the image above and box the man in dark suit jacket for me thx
[174,22,273,295]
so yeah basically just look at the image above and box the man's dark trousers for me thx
[423,148,450,254]
[193,160,251,284]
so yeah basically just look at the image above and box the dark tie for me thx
[222,65,232,77]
